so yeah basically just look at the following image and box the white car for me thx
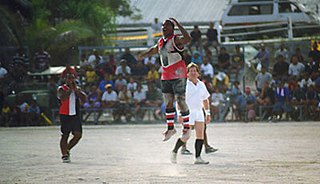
[221,0,320,39]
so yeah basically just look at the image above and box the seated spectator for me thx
[133,85,146,120]
[274,43,289,61]
[87,50,103,68]
[191,50,203,65]
[121,47,137,67]
[294,47,305,64]
[144,56,157,68]
[79,53,89,68]
[251,44,270,70]
[103,54,117,75]
[145,83,162,119]
[114,74,128,93]
[212,69,230,92]
[131,60,148,81]
[182,50,192,66]
[288,55,305,77]
[239,87,256,122]
[146,64,160,87]
[210,87,227,121]
[308,42,320,62]
[101,84,119,120]
[230,81,243,121]
[218,47,230,71]
[305,56,318,76]
[256,81,275,120]
[116,86,133,122]
[85,66,98,86]
[0,61,8,85]
[98,73,114,93]
[83,85,101,109]
[200,57,214,79]
[272,54,289,81]
[26,99,41,126]
[127,77,138,95]
[230,45,245,82]
[255,66,272,93]
[298,72,313,92]
[33,47,51,72]
[305,84,318,120]
[0,101,11,127]
[290,80,306,121]
[115,59,131,78]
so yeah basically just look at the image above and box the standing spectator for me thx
[203,22,219,55]
[272,54,289,81]
[188,25,202,52]
[217,47,230,71]
[33,47,51,72]
[288,55,305,77]
[252,44,270,70]
[57,74,87,163]
[121,47,137,67]
[270,81,291,122]
[210,87,226,121]
[255,66,273,93]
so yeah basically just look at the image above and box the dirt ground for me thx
[0,122,320,184]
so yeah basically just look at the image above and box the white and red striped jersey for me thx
[57,84,78,116]
[158,34,187,80]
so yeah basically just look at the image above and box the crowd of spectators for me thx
[1,29,320,125]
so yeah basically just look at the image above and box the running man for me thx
[171,63,212,164]
[57,74,87,163]
[139,18,192,141]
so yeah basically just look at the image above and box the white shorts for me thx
[189,109,205,126]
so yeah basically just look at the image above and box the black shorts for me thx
[60,114,82,135]
[161,78,186,95]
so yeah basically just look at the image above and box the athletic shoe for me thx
[163,128,177,141]
[194,157,209,164]
[181,147,192,155]
[170,151,177,164]
[180,128,191,142]
[205,146,218,154]
[62,155,70,163]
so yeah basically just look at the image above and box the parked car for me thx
[221,0,320,40]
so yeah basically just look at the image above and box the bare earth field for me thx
[0,122,320,184]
